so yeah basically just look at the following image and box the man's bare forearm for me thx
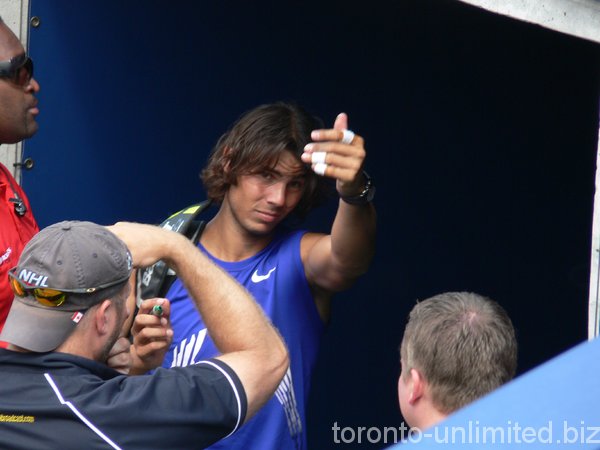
[108,222,288,419]
[165,235,285,356]
[330,201,377,277]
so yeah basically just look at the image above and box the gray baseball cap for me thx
[0,221,132,352]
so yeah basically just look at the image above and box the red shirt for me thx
[0,163,38,345]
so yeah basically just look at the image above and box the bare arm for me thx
[107,222,289,421]
[300,113,377,312]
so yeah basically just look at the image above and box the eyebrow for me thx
[265,165,307,179]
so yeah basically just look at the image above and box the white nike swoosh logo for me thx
[251,267,276,283]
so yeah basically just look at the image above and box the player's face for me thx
[225,151,307,236]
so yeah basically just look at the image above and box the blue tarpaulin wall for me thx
[24,1,600,448]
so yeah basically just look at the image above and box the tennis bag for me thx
[137,200,211,304]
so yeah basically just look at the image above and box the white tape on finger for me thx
[313,163,327,176]
[311,152,327,164]
[341,129,355,145]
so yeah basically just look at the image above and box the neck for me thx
[201,205,274,261]
[55,338,96,360]
[411,406,448,431]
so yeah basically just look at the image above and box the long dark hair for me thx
[201,102,332,219]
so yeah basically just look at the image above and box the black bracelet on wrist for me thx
[340,171,376,205]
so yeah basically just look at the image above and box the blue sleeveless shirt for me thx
[164,229,325,450]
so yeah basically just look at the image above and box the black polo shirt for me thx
[0,349,247,449]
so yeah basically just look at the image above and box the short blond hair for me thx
[400,292,517,414]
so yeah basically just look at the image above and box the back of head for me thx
[200,102,329,218]
[400,292,517,414]
[0,221,132,352]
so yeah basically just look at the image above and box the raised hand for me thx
[301,112,367,197]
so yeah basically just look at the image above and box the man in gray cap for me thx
[0,220,288,449]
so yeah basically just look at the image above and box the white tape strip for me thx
[311,152,327,164]
[313,163,327,176]
[341,129,355,145]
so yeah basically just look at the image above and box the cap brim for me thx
[0,296,81,352]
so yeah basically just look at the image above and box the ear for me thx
[408,368,425,405]
[93,300,113,336]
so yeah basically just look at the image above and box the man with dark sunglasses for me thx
[0,17,163,372]
[0,16,41,346]
[0,220,288,449]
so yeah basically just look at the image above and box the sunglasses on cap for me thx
[0,53,34,86]
[8,268,130,308]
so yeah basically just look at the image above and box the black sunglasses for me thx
[0,53,34,86]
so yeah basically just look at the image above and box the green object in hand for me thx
[151,305,163,317]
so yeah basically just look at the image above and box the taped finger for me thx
[313,162,327,176]
[341,129,355,145]
[311,152,327,164]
